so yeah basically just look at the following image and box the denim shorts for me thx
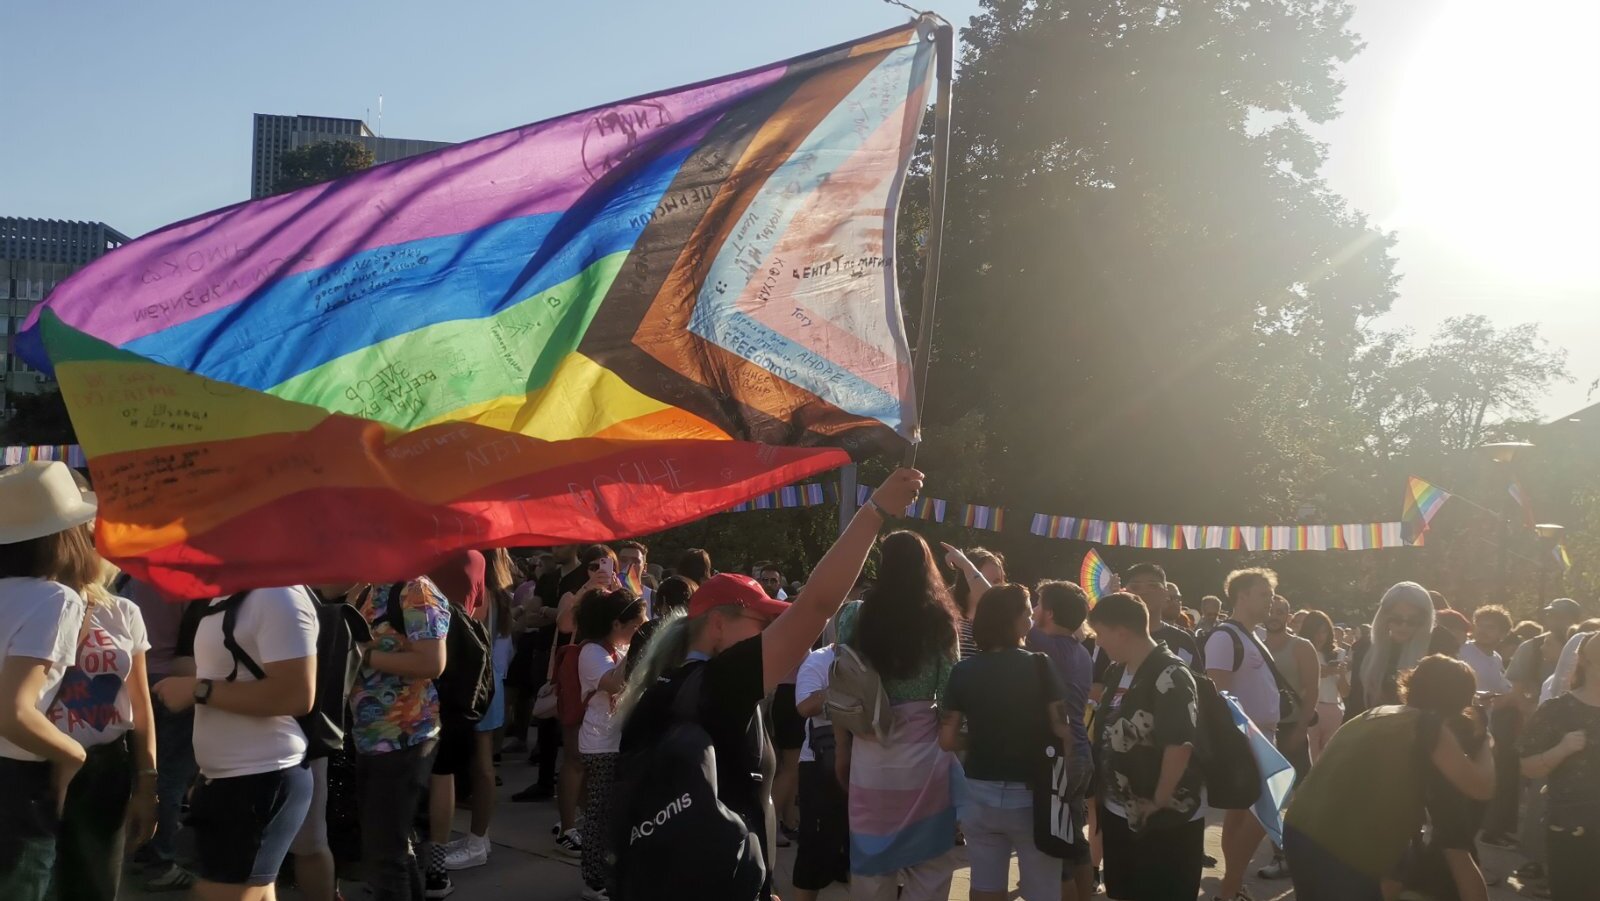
[189,763,313,885]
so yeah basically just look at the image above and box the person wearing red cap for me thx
[612,468,925,901]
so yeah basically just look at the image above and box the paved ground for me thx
[126,751,1536,900]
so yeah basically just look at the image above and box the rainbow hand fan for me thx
[1081,548,1115,604]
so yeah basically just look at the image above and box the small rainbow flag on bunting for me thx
[961,504,1004,532]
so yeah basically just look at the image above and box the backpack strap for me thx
[1027,652,1062,742]
[1219,622,1247,672]
[214,592,264,682]
[670,662,709,723]
[1225,622,1295,696]
[339,601,374,645]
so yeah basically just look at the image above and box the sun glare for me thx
[1391,0,1600,283]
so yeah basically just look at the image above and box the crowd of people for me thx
[2,459,1597,901]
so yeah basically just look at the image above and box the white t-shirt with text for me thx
[46,596,149,747]
[1205,623,1280,730]
[193,587,319,779]
[795,645,836,762]
[0,578,86,761]
[578,641,626,755]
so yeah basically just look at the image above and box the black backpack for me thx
[381,582,495,724]
[1192,668,1263,810]
[209,588,372,760]
[610,665,766,901]
[1100,657,1261,811]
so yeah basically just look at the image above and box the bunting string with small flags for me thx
[2,445,87,467]
[718,477,1424,551]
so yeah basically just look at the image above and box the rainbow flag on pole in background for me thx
[1402,477,1452,546]
[19,22,938,598]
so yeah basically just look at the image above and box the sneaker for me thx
[1214,891,1255,901]
[555,828,583,857]
[1479,831,1518,849]
[424,871,455,899]
[776,831,791,848]
[144,864,196,892]
[581,886,610,901]
[444,834,490,871]
[512,782,556,803]
[1257,852,1290,880]
[503,737,528,754]
[1202,853,1219,867]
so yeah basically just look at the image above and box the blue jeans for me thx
[147,676,197,863]
[960,782,1062,901]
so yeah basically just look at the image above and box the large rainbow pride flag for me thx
[20,21,938,597]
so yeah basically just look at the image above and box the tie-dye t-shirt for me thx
[351,578,451,755]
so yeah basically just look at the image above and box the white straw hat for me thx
[0,461,99,544]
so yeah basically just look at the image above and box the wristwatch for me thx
[194,678,215,705]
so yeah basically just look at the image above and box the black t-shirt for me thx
[1520,694,1600,829]
[619,635,776,888]
[1152,622,1200,669]
[1088,637,1113,686]
[944,647,1065,782]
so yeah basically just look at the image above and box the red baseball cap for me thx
[687,573,790,620]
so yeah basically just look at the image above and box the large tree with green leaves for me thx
[272,139,375,194]
[901,0,1397,585]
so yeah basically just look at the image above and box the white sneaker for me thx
[444,834,490,870]
[581,887,610,901]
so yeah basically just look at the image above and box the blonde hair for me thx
[1361,582,1436,703]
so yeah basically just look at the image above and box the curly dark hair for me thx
[855,531,960,680]
[1398,654,1475,717]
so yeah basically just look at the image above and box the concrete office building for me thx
[2,217,130,395]
[251,113,452,198]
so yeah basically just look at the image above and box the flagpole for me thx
[903,13,954,469]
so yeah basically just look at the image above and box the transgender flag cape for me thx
[847,701,959,875]
[20,21,937,597]
[1223,692,1297,846]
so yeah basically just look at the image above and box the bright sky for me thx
[4,0,1595,417]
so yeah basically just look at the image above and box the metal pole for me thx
[1499,463,1514,602]
[902,14,954,469]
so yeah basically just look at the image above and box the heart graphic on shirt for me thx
[50,668,124,733]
